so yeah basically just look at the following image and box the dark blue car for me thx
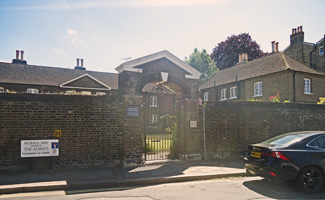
[244,131,325,193]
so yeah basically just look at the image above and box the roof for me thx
[0,62,118,90]
[200,52,324,90]
[115,50,202,80]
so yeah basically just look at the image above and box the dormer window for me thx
[27,88,39,94]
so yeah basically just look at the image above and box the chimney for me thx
[238,53,242,62]
[275,42,279,52]
[271,41,275,53]
[20,51,24,60]
[12,50,27,64]
[290,26,304,46]
[74,58,86,70]
[16,50,19,59]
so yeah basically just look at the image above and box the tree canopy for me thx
[210,33,267,70]
[185,48,217,82]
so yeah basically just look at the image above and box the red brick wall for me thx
[0,94,122,171]
[204,101,325,159]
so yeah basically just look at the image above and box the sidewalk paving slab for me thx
[0,159,249,194]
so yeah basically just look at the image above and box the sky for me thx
[0,0,324,73]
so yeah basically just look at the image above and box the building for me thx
[200,51,325,104]
[284,26,325,72]
[0,51,118,95]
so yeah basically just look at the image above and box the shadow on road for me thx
[243,178,325,199]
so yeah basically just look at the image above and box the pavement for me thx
[0,158,248,194]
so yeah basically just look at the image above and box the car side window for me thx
[308,136,325,149]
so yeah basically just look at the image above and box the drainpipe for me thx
[203,104,206,160]
[293,71,296,102]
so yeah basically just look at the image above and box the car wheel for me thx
[297,166,324,193]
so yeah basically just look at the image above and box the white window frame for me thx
[253,82,263,97]
[27,88,39,94]
[150,96,158,107]
[150,114,158,124]
[229,86,237,99]
[203,92,209,102]
[304,78,312,94]
[0,87,4,93]
[220,88,227,101]
[320,46,324,56]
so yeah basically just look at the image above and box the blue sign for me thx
[52,142,59,149]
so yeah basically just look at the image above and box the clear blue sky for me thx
[0,0,324,73]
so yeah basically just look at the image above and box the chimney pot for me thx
[77,58,80,67]
[238,53,242,62]
[271,41,275,52]
[297,26,300,32]
[300,26,303,32]
[292,29,295,35]
[81,59,84,67]
[245,53,248,61]
[275,42,279,52]
[20,51,24,60]
[16,50,20,60]
[293,28,297,34]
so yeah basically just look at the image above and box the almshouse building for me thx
[200,51,325,104]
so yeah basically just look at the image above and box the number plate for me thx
[251,151,261,158]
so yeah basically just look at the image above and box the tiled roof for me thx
[0,62,118,90]
[200,52,324,90]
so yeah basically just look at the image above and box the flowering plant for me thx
[269,92,280,103]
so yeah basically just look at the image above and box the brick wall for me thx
[0,94,123,171]
[204,101,325,159]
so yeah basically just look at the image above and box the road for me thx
[1,177,325,200]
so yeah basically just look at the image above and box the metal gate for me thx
[144,133,174,161]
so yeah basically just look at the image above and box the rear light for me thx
[261,151,290,161]
[268,171,277,176]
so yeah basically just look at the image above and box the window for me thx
[27,88,39,94]
[304,78,312,94]
[150,114,158,124]
[150,96,158,107]
[253,82,263,97]
[203,92,209,102]
[96,92,106,96]
[320,46,324,56]
[220,88,227,100]
[230,87,237,99]
[307,136,325,150]
[0,87,4,93]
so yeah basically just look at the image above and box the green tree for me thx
[185,48,217,81]
[210,33,267,70]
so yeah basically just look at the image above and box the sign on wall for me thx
[127,107,139,117]
[21,140,59,158]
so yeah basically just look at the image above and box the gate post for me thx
[178,98,202,161]
[121,95,144,167]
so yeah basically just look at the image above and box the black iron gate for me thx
[144,133,175,161]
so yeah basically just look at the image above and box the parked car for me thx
[244,131,325,193]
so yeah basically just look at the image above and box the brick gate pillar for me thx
[178,98,202,160]
[121,95,144,167]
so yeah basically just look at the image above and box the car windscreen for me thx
[262,134,303,146]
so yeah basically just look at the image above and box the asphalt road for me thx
[1,176,325,200]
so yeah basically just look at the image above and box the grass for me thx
[145,133,173,152]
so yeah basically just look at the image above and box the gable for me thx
[115,50,201,80]
[60,74,111,90]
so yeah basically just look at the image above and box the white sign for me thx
[21,140,59,158]
[190,121,197,128]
